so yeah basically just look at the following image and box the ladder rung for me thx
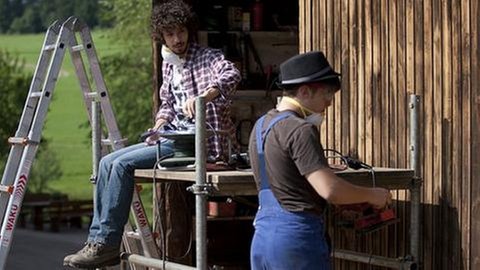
[8,137,29,145]
[71,45,84,52]
[126,231,141,240]
[43,44,56,51]
[101,139,112,145]
[30,92,43,98]
[115,138,129,144]
[86,92,98,98]
[0,185,14,194]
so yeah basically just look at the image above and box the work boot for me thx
[65,242,120,269]
[63,242,93,266]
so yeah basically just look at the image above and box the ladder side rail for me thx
[15,21,62,139]
[77,26,125,150]
[0,143,40,267]
[27,27,70,145]
[130,186,161,258]
[0,23,61,219]
[0,27,70,267]
[123,222,147,270]
[66,31,94,123]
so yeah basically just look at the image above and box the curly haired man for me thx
[63,1,240,268]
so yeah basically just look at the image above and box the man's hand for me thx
[144,129,159,145]
[145,119,167,145]
[182,87,220,118]
[182,97,196,118]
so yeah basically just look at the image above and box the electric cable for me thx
[152,141,193,264]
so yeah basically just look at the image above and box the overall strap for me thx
[255,111,296,190]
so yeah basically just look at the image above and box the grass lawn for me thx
[0,30,154,206]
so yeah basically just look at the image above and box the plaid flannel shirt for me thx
[155,43,241,162]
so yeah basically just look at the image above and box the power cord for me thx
[152,147,193,264]
[324,148,376,187]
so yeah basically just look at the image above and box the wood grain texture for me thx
[300,0,478,268]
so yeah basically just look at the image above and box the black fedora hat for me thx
[277,51,340,89]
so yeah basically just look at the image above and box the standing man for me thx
[64,1,241,268]
[248,51,391,269]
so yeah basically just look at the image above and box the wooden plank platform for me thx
[135,167,414,196]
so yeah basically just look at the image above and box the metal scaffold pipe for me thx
[333,249,417,270]
[120,253,196,270]
[409,94,421,263]
[195,96,207,270]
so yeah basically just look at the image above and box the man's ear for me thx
[297,85,312,98]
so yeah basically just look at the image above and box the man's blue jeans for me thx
[87,141,174,246]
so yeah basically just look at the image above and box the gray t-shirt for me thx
[249,109,329,215]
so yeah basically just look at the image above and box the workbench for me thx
[134,167,418,269]
[135,167,415,194]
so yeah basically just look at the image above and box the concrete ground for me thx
[6,227,88,270]
[6,227,121,270]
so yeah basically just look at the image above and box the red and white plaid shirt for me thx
[156,43,241,162]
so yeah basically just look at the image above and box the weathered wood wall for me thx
[300,0,480,269]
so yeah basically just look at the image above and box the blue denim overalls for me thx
[250,111,330,270]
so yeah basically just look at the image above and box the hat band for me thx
[281,66,334,84]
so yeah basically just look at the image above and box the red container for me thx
[208,201,237,217]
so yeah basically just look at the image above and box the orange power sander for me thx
[324,149,398,232]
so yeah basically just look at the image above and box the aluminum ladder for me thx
[0,17,160,270]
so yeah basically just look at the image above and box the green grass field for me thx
[0,31,138,200]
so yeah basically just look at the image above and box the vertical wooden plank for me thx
[349,0,358,157]
[388,0,398,168]
[440,0,453,268]
[395,0,407,258]
[397,0,407,170]
[318,0,328,146]
[413,0,425,194]
[470,0,480,268]
[364,0,373,166]
[413,0,426,263]
[305,0,311,52]
[372,0,381,167]
[334,0,342,155]
[341,0,350,154]
[423,0,434,269]
[318,0,327,52]
[461,0,472,268]
[311,0,316,51]
[384,0,396,260]
[376,0,389,262]
[432,0,443,268]
[451,0,463,268]
[299,0,305,53]
[326,0,335,153]
[403,0,415,258]
[406,0,415,94]
[357,0,366,164]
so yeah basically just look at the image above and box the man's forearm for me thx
[153,118,167,130]
[201,87,220,102]
[307,169,383,206]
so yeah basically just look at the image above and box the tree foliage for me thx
[0,0,103,33]
[100,0,154,144]
[0,50,62,193]
[28,145,63,193]
[0,50,30,160]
